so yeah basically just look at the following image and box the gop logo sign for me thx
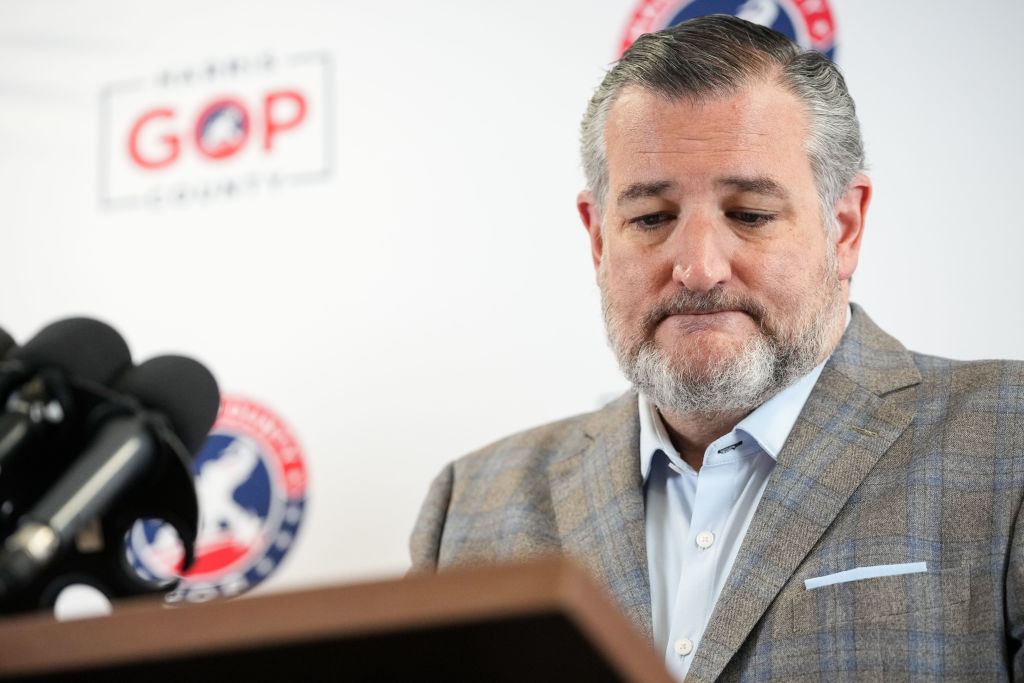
[620,0,836,58]
[127,92,306,169]
[125,396,307,602]
[100,52,332,208]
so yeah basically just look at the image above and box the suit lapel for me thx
[549,393,654,642]
[687,305,921,682]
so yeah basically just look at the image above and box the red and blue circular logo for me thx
[125,396,307,603]
[620,0,836,59]
[194,97,250,160]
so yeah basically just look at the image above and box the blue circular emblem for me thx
[125,396,307,603]
[620,0,837,59]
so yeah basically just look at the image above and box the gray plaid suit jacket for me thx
[410,305,1024,681]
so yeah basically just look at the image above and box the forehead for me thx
[603,82,814,191]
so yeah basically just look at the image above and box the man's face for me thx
[579,81,866,415]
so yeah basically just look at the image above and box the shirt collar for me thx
[639,306,849,481]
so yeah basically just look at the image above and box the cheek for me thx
[605,253,665,316]
[733,247,823,314]
[747,224,831,288]
[605,238,667,286]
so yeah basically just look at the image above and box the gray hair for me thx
[580,14,864,225]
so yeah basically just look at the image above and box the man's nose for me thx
[669,213,732,292]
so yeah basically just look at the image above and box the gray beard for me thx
[600,262,841,417]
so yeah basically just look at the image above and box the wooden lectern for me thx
[0,557,674,682]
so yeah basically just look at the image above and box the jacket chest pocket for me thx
[790,565,969,635]
[786,565,972,676]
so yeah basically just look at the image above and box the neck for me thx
[657,408,749,472]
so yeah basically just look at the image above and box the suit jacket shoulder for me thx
[410,392,638,570]
[409,392,654,636]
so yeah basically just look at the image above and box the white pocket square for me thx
[804,562,928,590]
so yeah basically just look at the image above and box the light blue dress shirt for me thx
[640,356,829,681]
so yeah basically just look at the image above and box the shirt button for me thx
[696,531,715,549]
[674,637,694,656]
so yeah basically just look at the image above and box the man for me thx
[411,15,1024,681]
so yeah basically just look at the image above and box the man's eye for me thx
[728,211,776,227]
[628,213,673,230]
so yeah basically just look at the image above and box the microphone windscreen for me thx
[0,327,15,359]
[119,355,220,455]
[13,318,131,386]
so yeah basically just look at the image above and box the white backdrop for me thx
[0,0,1021,594]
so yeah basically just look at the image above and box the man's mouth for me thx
[664,308,751,320]
[640,289,769,334]
[656,309,757,334]
[671,309,731,315]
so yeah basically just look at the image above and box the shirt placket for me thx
[665,435,744,676]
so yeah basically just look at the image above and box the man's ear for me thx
[833,173,872,281]
[577,190,604,281]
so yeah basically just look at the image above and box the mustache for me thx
[641,288,771,331]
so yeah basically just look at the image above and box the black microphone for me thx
[0,325,16,403]
[0,355,219,601]
[119,354,221,456]
[0,327,15,359]
[0,318,132,472]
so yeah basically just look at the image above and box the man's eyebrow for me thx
[719,176,789,199]
[617,181,675,205]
